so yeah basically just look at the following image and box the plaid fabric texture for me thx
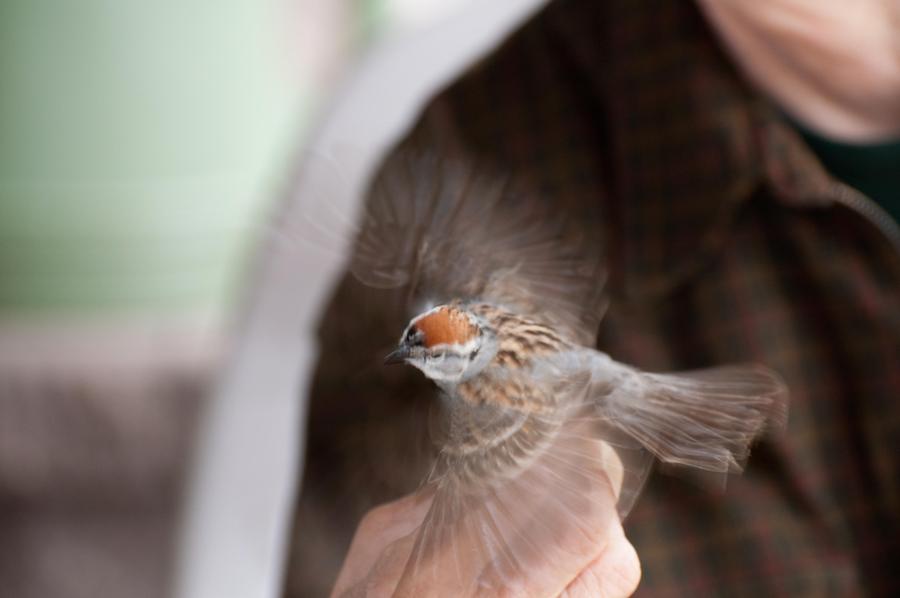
[285,0,900,595]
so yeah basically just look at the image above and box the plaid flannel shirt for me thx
[286,1,900,595]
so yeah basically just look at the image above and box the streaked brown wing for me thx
[350,152,608,345]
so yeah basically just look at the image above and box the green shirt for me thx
[794,122,900,224]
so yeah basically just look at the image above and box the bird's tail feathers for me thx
[598,364,788,478]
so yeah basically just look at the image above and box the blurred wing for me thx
[339,414,628,597]
[351,152,607,344]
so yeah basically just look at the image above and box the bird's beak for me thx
[384,346,410,365]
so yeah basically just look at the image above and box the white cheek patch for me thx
[414,339,483,383]
[456,337,481,358]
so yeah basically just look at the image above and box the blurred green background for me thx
[0,0,386,320]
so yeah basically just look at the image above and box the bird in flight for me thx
[302,151,787,596]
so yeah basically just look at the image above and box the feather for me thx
[338,414,626,597]
[349,152,607,345]
[596,363,788,477]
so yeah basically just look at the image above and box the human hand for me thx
[331,436,640,597]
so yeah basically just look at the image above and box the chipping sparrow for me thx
[304,151,787,595]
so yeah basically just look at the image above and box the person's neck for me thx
[697,0,900,143]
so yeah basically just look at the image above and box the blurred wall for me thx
[0,0,305,320]
[0,3,311,598]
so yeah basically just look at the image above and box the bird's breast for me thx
[436,395,562,492]
[455,373,553,412]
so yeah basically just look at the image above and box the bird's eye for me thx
[405,328,423,346]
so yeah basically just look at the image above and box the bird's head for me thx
[386,304,489,383]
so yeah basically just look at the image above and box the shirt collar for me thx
[572,1,838,299]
